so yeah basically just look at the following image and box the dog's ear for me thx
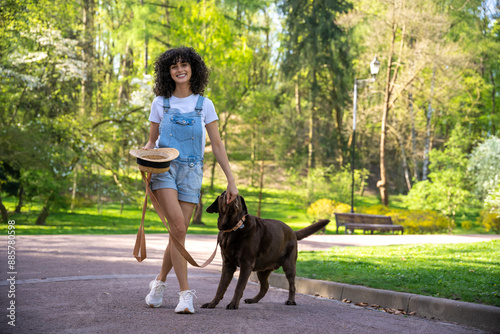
[239,195,248,214]
[206,196,220,213]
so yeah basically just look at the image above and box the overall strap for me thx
[163,97,170,111]
[195,95,204,114]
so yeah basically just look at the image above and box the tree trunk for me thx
[80,0,95,116]
[307,70,317,174]
[209,155,216,191]
[251,124,257,187]
[388,126,412,192]
[378,21,397,207]
[307,102,315,201]
[36,193,54,226]
[117,41,133,106]
[15,186,24,213]
[307,70,317,202]
[112,172,124,215]
[191,190,204,225]
[36,206,50,225]
[422,65,436,181]
[141,0,148,73]
[401,144,411,192]
[379,102,390,206]
[210,110,230,190]
[0,193,8,223]
[97,167,102,215]
[334,104,344,166]
[490,69,496,135]
[409,91,418,182]
[257,160,265,218]
[295,79,301,118]
[36,206,50,226]
[70,165,78,211]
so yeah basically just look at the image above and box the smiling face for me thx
[169,60,192,86]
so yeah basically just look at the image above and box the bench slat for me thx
[334,213,404,235]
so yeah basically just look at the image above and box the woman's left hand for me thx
[226,181,238,204]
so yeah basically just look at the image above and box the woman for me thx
[142,47,238,314]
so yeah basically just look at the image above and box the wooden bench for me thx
[334,213,404,234]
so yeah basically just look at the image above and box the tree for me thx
[279,0,353,200]
[0,1,86,223]
[344,0,479,205]
[404,125,472,224]
[468,136,500,200]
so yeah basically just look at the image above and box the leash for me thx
[133,171,218,268]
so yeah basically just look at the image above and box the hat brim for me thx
[129,148,179,162]
[129,148,180,173]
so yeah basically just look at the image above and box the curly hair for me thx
[153,47,210,98]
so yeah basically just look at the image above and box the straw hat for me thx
[129,148,179,173]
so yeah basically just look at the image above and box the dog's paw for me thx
[201,302,216,309]
[285,300,297,306]
[226,302,239,310]
[244,298,257,304]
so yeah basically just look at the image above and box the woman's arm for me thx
[143,122,160,149]
[206,121,238,203]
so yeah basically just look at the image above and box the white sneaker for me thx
[145,278,167,308]
[175,290,197,314]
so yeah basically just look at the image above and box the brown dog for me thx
[201,191,329,310]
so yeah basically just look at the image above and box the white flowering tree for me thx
[468,136,500,201]
[1,1,85,224]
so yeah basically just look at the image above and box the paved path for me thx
[0,234,498,333]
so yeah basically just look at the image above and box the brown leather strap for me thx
[133,171,218,268]
[133,173,151,262]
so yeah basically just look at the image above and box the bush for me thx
[335,202,351,214]
[400,210,454,234]
[460,220,475,231]
[403,126,472,222]
[359,204,393,216]
[482,211,500,233]
[358,205,454,234]
[482,182,500,231]
[307,198,336,220]
[307,198,351,231]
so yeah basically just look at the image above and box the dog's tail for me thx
[295,219,330,240]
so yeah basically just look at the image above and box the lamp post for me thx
[351,55,380,213]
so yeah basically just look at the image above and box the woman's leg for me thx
[154,188,195,290]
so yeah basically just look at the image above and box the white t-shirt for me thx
[148,94,219,149]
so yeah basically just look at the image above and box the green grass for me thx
[1,198,217,235]
[0,185,322,235]
[0,184,487,235]
[276,241,500,306]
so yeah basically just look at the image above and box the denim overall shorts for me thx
[150,96,205,204]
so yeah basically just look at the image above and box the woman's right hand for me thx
[142,141,156,150]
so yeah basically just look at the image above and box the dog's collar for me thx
[223,214,248,233]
